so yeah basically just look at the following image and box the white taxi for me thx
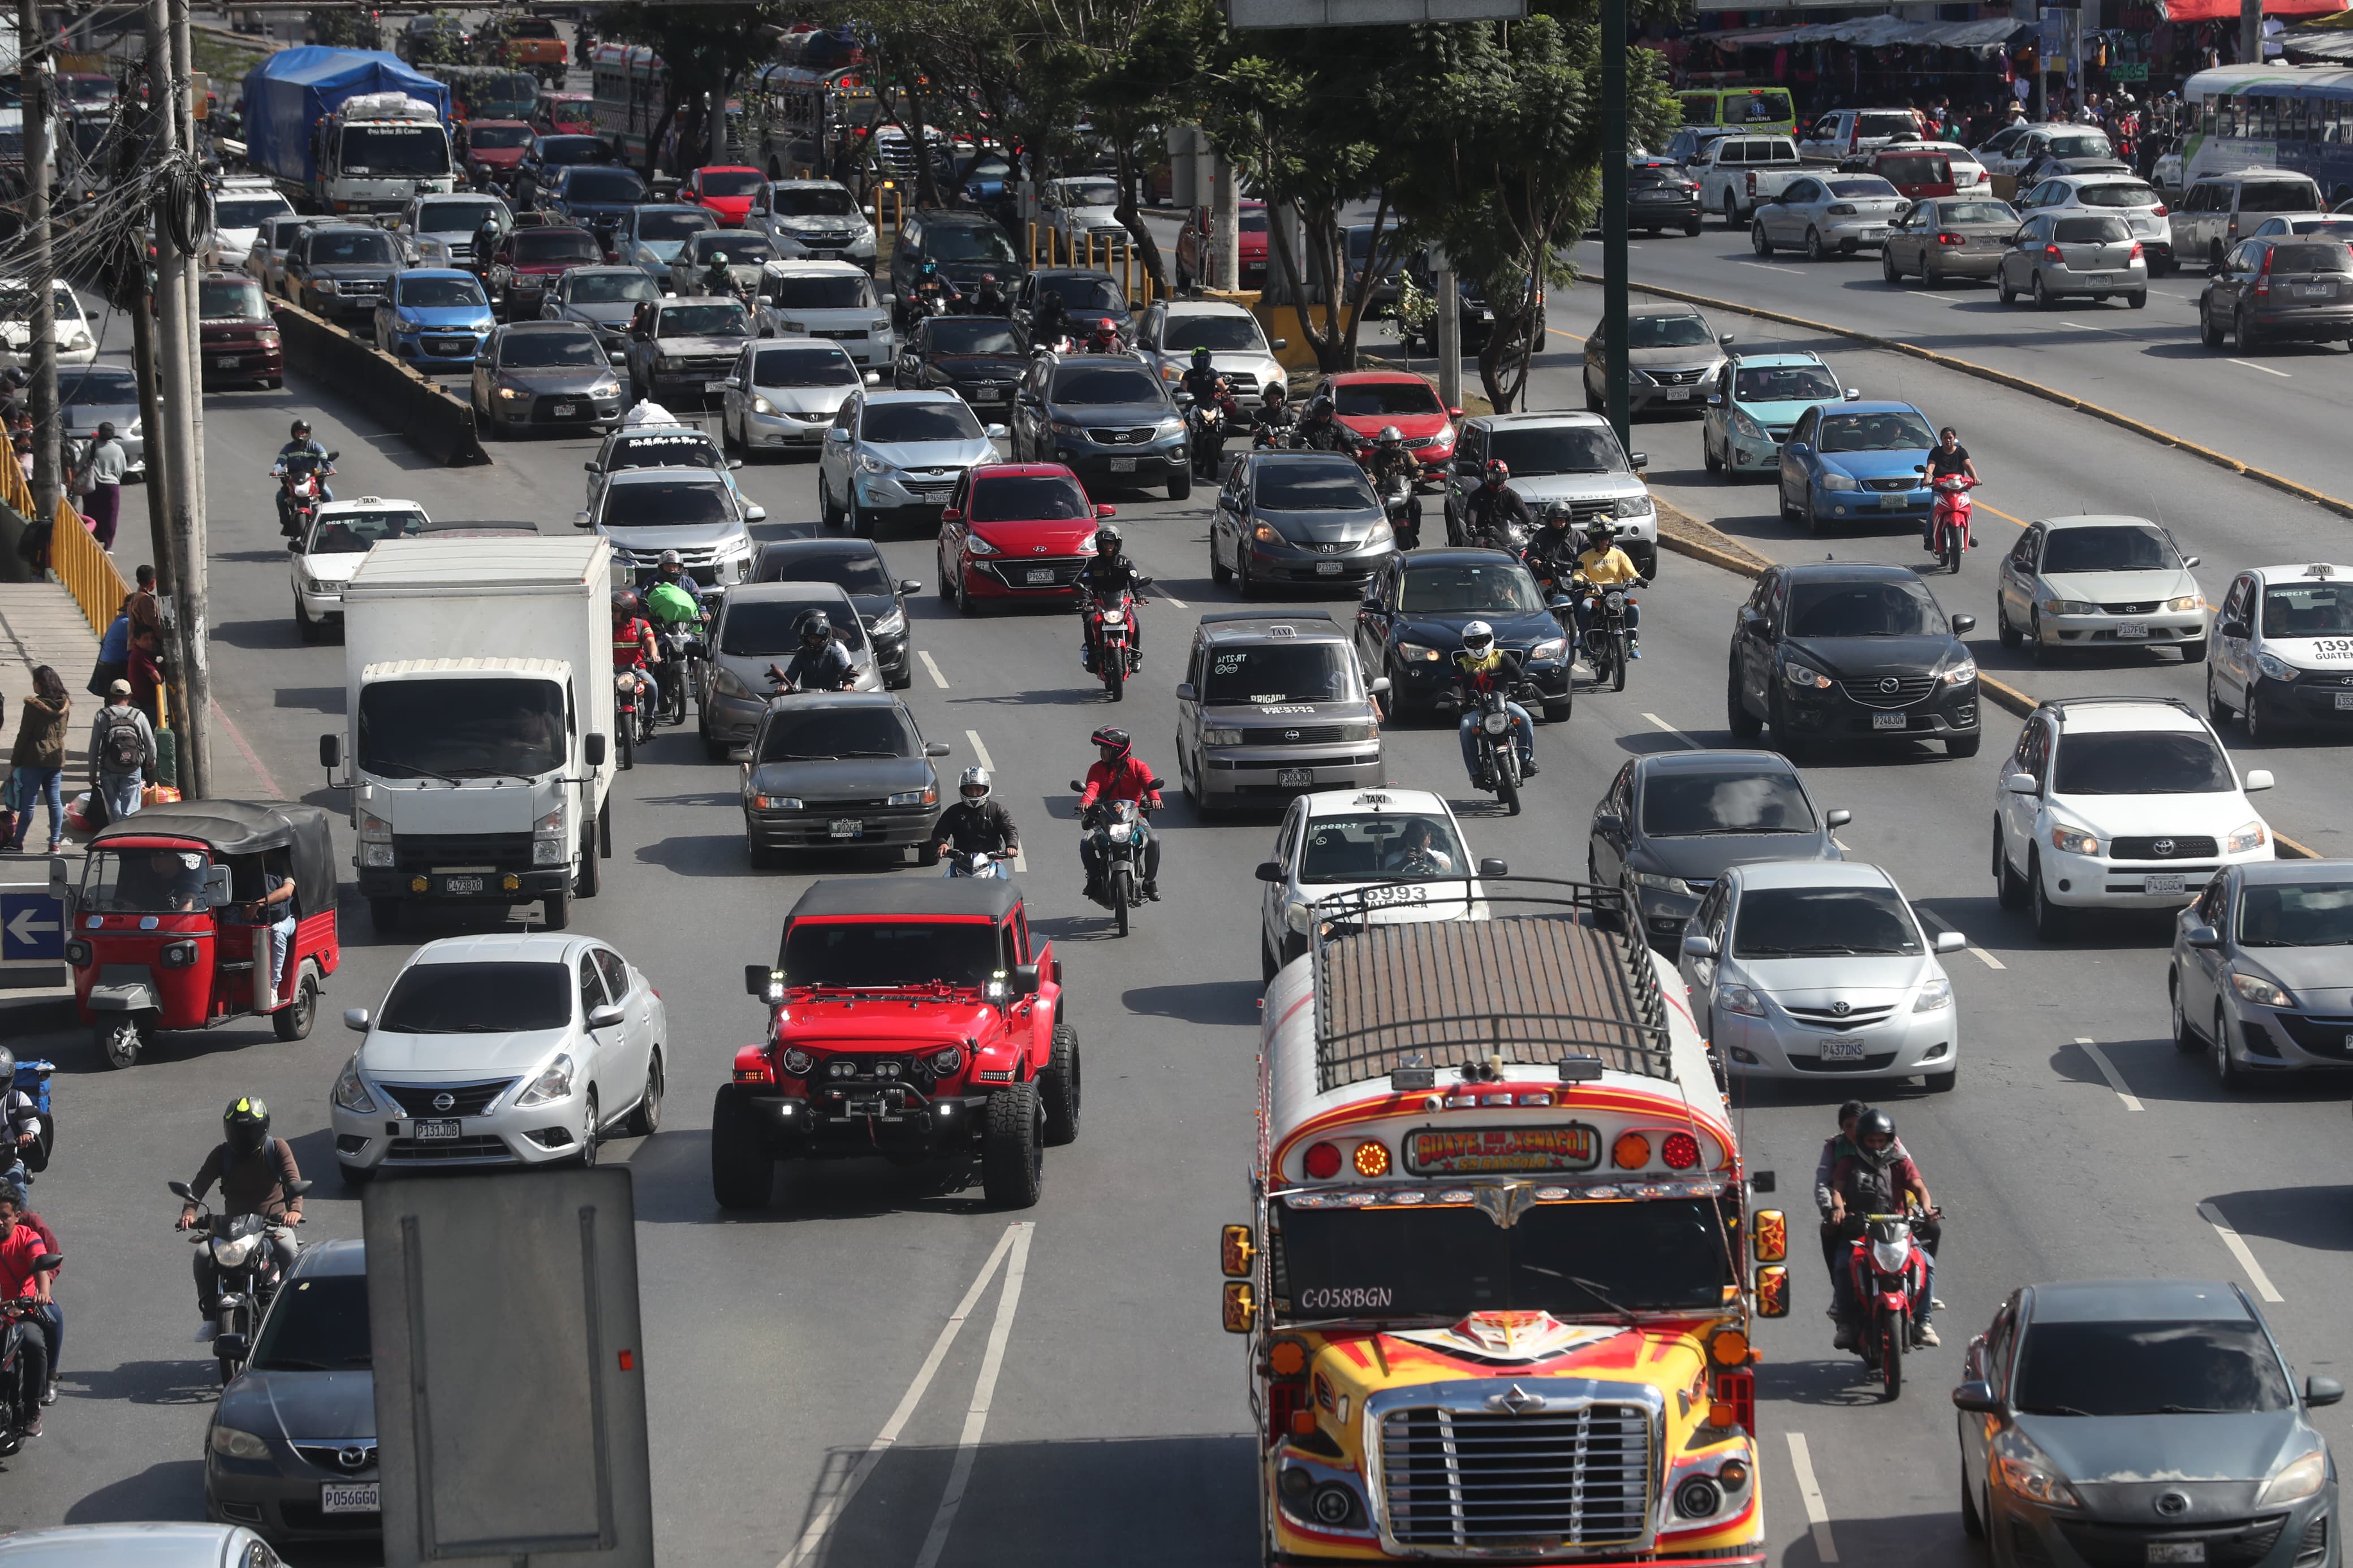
[289,498,432,641]
[1255,788,1505,983]
[2208,561,2353,741]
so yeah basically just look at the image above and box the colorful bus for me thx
[747,63,876,182]
[2168,63,2353,206]
[588,44,743,167]
[1677,85,1798,138]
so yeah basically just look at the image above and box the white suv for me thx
[2014,173,2175,271]
[1993,696,2275,940]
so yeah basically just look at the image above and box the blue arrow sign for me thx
[0,891,64,962]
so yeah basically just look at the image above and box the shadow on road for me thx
[1122,979,1260,1026]
[2203,1185,2353,1252]
[63,1360,222,1410]
[62,1458,206,1520]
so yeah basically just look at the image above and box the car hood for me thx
[2023,1411,2305,1497]
[2037,568,2197,604]
[714,647,879,694]
[1195,349,1282,382]
[1063,204,1122,231]
[1636,832,1835,882]
[2266,636,2353,672]
[221,1368,375,1444]
[633,238,693,264]
[654,332,755,357]
[361,1026,572,1077]
[968,516,1101,554]
[1816,448,1931,481]
[1743,397,1841,426]
[772,213,867,235]
[1629,345,1722,373]
[747,755,935,798]
[1506,473,1645,505]
[61,401,138,429]
[1735,953,1929,996]
[308,264,399,282]
[1295,879,1489,925]
[1260,503,1385,543]
[392,305,493,328]
[201,319,274,338]
[931,352,1029,383]
[471,146,525,168]
[752,383,855,418]
[2047,790,2256,840]
[561,202,633,224]
[602,520,747,554]
[298,551,369,585]
[1785,633,1961,680]
[700,197,755,221]
[865,437,996,470]
[1054,398,1169,429]
[1339,412,1449,440]
[1395,610,1560,651]
[766,306,884,331]
[492,366,614,393]
[564,301,641,328]
[2236,944,2353,1004]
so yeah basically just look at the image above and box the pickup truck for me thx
[1691,136,1807,227]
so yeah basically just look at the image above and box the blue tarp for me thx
[242,46,451,185]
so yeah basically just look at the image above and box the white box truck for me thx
[326,536,615,932]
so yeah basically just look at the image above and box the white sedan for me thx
[330,932,667,1184]
[1257,788,1504,982]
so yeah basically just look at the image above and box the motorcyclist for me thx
[1364,425,1422,547]
[1523,499,1582,591]
[1086,321,1121,354]
[610,589,659,722]
[1251,383,1296,449]
[1075,522,1147,675]
[766,607,857,692]
[1292,393,1346,452]
[1076,725,1162,904]
[1568,516,1643,659]
[176,1096,304,1321]
[1923,425,1979,551]
[701,250,739,300]
[272,419,333,535]
[1828,1108,1941,1349]
[969,272,1010,316]
[1458,459,1530,547]
[1813,1100,1904,1328]
[928,765,1019,876]
[644,550,708,624]
[1178,346,1224,409]
[0,1190,54,1437]
[1443,621,1537,788]
[1032,287,1072,349]
[910,260,960,318]
[0,1048,43,1204]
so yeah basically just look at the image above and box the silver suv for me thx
[1443,412,1658,574]
[1174,612,1387,812]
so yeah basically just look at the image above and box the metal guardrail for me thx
[0,448,125,646]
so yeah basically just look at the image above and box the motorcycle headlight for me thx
[2258,1449,2328,1507]
[1530,637,1568,663]
[333,1056,378,1114]
[1107,822,1133,842]
[1480,710,1511,735]
[1632,871,1691,895]
[2230,970,2295,1009]
[2226,820,2268,854]
[2256,651,2302,683]
[1913,977,1953,1012]
[2049,825,2100,857]
[2166,594,2205,613]
[1780,656,1832,690]
[213,1233,260,1270]
[1613,494,1654,518]
[1870,1238,1911,1272]
[1398,642,1442,662]
[1818,471,1859,491]
[514,1052,577,1108]
[210,1423,272,1461]
[1940,658,1978,685]
[870,608,905,637]
[886,787,936,807]
[1721,984,1765,1018]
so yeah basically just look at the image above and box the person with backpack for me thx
[7,667,69,855]
[87,680,154,824]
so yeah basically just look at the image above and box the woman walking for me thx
[7,667,70,855]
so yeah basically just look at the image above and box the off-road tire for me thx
[1040,1025,1081,1145]
[981,1081,1044,1209]
[709,1086,774,1209]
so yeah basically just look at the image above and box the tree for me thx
[597,2,788,176]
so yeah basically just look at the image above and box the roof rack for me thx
[1306,878,1676,1095]
[2035,694,2204,721]
[1196,610,1337,627]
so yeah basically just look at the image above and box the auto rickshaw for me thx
[50,801,341,1069]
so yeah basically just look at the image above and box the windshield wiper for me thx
[837,749,906,759]
[1676,826,1805,836]
[2156,1405,2237,1414]
[381,761,463,785]
[771,752,841,762]
[2018,1404,2095,1416]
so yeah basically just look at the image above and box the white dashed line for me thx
[2199,1202,2284,1302]
[2076,1038,2144,1112]
[965,731,995,771]
[1640,712,1701,748]
[2228,358,2292,378]
[1737,261,1782,274]
[919,650,949,688]
[1785,1432,1841,1564]
[1916,907,2006,970]
[1903,290,1947,301]
[1159,591,1189,609]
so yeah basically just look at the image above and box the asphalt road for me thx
[5,240,2353,1568]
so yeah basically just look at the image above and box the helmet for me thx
[1461,621,1495,655]
[920,259,939,278]
[290,418,311,438]
[1191,345,1213,368]
[224,1095,272,1159]
[1584,517,1613,547]
[0,1048,16,1090]
[1,368,26,390]
[979,271,997,285]
[1094,522,1121,556]
[1377,425,1404,447]
[610,589,640,616]
[1090,725,1132,760]
[794,607,833,645]
[1307,394,1334,420]
[959,764,992,802]
[657,549,683,571]
[1855,1108,1898,1157]
[1482,458,1509,485]
[1261,383,1286,403]
[1541,499,1574,528]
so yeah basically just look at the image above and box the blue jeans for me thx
[98,770,141,823]
[1572,595,1641,640]
[1459,705,1534,782]
[6,767,62,850]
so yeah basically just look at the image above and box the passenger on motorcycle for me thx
[1458,460,1531,545]
[1076,726,1162,903]
[176,1097,304,1320]
[0,1047,44,1206]
[1569,517,1643,658]
[1293,394,1347,452]
[766,607,857,692]
[969,273,1009,316]
[0,1190,54,1435]
[611,589,659,709]
[1828,1108,1941,1348]
[1445,622,1537,787]
[1251,384,1296,448]
[1813,1100,1901,1316]
[1924,426,1978,550]
[1075,524,1147,674]
[273,419,333,535]
[929,766,1020,876]
[1032,290,1072,349]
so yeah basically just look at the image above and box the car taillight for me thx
[2042,243,2063,260]
[2152,202,2169,218]
[2128,240,2144,260]
[1936,231,1966,247]
[2256,249,2272,297]
[1746,170,1756,197]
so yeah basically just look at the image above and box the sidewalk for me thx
[0,583,94,1012]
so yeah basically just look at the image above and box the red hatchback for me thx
[1316,369,1460,477]
[684,165,766,227]
[937,464,1114,612]
[1865,148,1955,201]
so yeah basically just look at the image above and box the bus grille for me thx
[1378,1401,1652,1549]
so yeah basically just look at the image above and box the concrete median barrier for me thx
[270,300,489,467]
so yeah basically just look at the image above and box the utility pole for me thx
[1432,246,1460,420]
[148,0,208,798]
[1601,0,1630,448]
[172,0,210,694]
[17,0,57,536]
[1210,147,1239,294]
[2242,0,2262,67]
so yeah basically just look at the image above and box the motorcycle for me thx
[654,621,703,727]
[273,450,339,540]
[614,668,655,768]
[1184,399,1231,480]
[1084,581,1149,702]
[943,847,1014,879]
[1923,469,1978,576]
[1070,786,1158,938]
[1438,681,1538,816]
[170,1177,312,1385]
[1841,1209,1936,1399]
[3,1058,54,1194]
[1378,470,1423,551]
[0,1286,55,1453]
[1570,573,1644,693]
[1251,412,1296,451]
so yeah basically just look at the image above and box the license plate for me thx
[2144,874,2188,896]
[1278,768,1313,787]
[1862,227,1887,239]
[321,1482,380,1515]
[2335,692,2353,711]
[1666,387,1692,402]
[2298,283,2332,299]
[439,874,482,895]
[1110,456,1137,472]
[412,1119,462,1141]
[2116,621,2149,640]
[705,379,731,392]
[1872,712,1908,731]
[1315,560,1344,575]
[829,819,863,839]
[551,403,575,417]
[216,355,240,368]
[1877,494,1908,509]
[1819,1039,1867,1060]
[2085,273,2117,285]
[2148,1545,2205,1565]
[1025,568,1055,585]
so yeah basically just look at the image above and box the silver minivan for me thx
[2171,169,2324,270]
[1174,612,1388,811]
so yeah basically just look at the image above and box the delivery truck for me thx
[325,535,615,932]
[242,46,457,214]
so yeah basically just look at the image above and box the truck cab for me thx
[313,92,456,215]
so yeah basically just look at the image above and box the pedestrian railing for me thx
[0,460,120,643]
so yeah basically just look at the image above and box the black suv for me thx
[889,207,1025,309]
[893,315,1027,418]
[282,223,403,322]
[1009,351,1189,499]
[1726,560,1980,759]
[1012,269,1134,344]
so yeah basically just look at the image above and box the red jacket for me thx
[1079,755,1160,813]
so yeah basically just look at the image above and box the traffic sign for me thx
[0,892,64,962]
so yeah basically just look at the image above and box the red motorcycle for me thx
[614,668,654,768]
[273,450,338,540]
[1925,472,1977,576]
[1841,1209,1936,1399]
[1084,583,1149,702]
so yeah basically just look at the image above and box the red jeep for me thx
[712,879,1079,1210]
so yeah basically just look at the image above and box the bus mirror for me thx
[1222,1281,1256,1333]
[1754,1265,1789,1318]
[1220,1224,1256,1278]
[1749,1169,1775,1193]
[1751,1208,1787,1263]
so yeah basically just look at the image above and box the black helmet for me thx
[1584,517,1613,547]
[1261,383,1286,403]
[224,1095,272,1158]
[1191,345,1213,369]
[1094,523,1121,556]
[1377,425,1404,447]
[611,589,640,616]
[1307,394,1334,420]
[290,418,311,438]
[979,271,998,285]
[1090,724,1131,760]
[794,607,833,645]
[1855,1108,1897,1154]
[1541,500,1574,528]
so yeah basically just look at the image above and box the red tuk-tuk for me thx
[53,801,341,1068]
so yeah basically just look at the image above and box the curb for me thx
[1651,500,2325,861]
[1591,278,2353,521]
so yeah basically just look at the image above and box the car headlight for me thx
[777,320,807,334]
[1613,494,1654,517]
[2049,825,2100,857]
[1631,871,1691,895]
[1203,727,1245,746]
[258,331,280,348]
[333,1056,378,1114]
[1818,471,1859,491]
[856,452,893,476]
[1530,637,1568,662]
[210,1424,272,1461]
[1398,642,1443,663]
[1913,977,1953,1012]
[964,533,1000,556]
[2226,819,2268,854]
[1156,417,1185,439]
[1731,408,1765,439]
[871,318,893,335]
[2041,597,2100,616]
[313,279,339,293]
[359,809,393,840]
[497,385,524,400]
[2256,651,2302,683]
[1049,419,1085,439]
[1781,655,1832,690]
[2230,970,2295,1009]
[362,843,394,867]
[714,667,754,699]
[1629,369,1656,387]
[1364,520,1393,547]
[1993,1435,2083,1510]
[514,1053,577,1108]
[1721,984,1765,1018]
[885,787,937,807]
[870,608,905,637]
[2258,1450,2328,1507]
[1252,521,1282,545]
[589,378,620,398]
[749,793,804,810]
[2166,594,2205,613]
[1940,658,1977,685]
[751,395,776,416]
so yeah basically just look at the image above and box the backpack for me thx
[101,709,143,774]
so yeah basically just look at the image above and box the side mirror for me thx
[1270,338,1287,351]
[203,866,233,908]
[744,962,772,997]
[1951,614,1977,636]
[343,1007,370,1033]
[1739,606,1766,632]
[1934,930,1967,953]
[985,424,1008,439]
[1682,934,1716,960]
[1630,452,1649,469]
[1096,503,1115,517]
[584,461,600,473]
[728,458,745,470]
[925,741,951,758]
[1368,676,1392,696]
[2207,260,2222,277]
[1010,962,1041,995]
[2183,555,2201,569]
[2005,772,2039,795]
[584,733,607,768]
[1706,394,1722,406]
[2244,770,2274,792]
[609,350,627,366]
[1843,387,1860,400]
[47,856,70,905]
[1445,406,1465,420]
[898,578,923,595]
[1592,810,1623,836]
[940,508,963,522]
[2308,1375,2345,1408]
[2221,618,2248,639]
[1069,779,1085,792]
[1254,862,1285,883]
[1718,332,1736,347]
[319,733,342,770]
[327,450,341,462]
[745,504,767,522]
[1951,1381,2003,1414]
[1174,683,1196,703]
[574,510,593,529]
[1476,857,1509,877]
[588,1003,626,1030]
[1825,807,1851,828]
[2185,925,2223,950]
[168,1179,196,1202]
[1173,391,1194,407]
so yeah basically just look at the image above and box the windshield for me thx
[398,276,486,309]
[971,474,1091,522]
[2240,181,2318,213]
[200,279,269,320]
[308,508,428,554]
[251,1274,372,1372]
[1735,364,1838,403]
[756,551,890,595]
[1786,578,1943,637]
[1238,209,1269,233]
[1817,411,1933,452]
[752,345,857,387]
[2273,241,2353,274]
[926,319,1019,356]
[1055,179,1119,208]
[2040,524,2177,574]
[468,123,531,149]
[83,848,211,914]
[1485,426,1627,476]
[60,369,136,406]
[1941,201,2016,224]
[2054,216,2131,243]
[924,225,1019,264]
[215,196,291,228]
[2261,580,2353,636]
[2045,132,2114,159]
[863,402,982,443]
[638,210,714,243]
[604,480,733,529]
[561,169,645,204]
[340,126,450,176]
[498,329,602,368]
[1041,277,1126,312]
[2239,881,2353,945]
[691,232,778,264]
[1626,314,1714,350]
[378,960,571,1033]
[1734,885,1920,957]
[514,231,601,265]
[570,271,657,305]
[657,303,751,337]
[417,199,501,234]
[1858,111,1916,138]
[2054,731,2233,795]
[1334,380,1441,417]
[781,919,999,989]
[357,677,565,780]
[770,274,872,310]
[1398,563,1546,615]
[2014,1319,2292,1416]
[771,185,858,217]
[1641,770,1813,836]
[1051,364,1161,405]
[725,599,866,655]
[700,169,763,197]
[2074,182,2159,208]
[1277,1199,1732,1318]
[1204,643,1353,705]
[1161,314,1264,353]
[1877,156,1949,184]
[1828,178,1899,199]
[1347,226,1405,261]
[1296,811,1464,883]
[1257,462,1376,512]
[309,231,395,266]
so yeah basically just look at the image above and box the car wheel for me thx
[981,1081,1044,1210]
[575,1089,600,1168]
[1802,489,1823,537]
[1996,597,2022,650]
[1960,1454,1988,1541]
[1723,193,1742,228]
[2029,851,2068,941]
[1995,820,2027,911]
[1040,1024,1081,1146]
[623,1051,663,1137]
[819,476,844,528]
[2171,971,2202,1053]
[2127,290,2148,310]
[2199,299,2226,349]
[2244,689,2276,743]
[1703,430,1723,475]
[2026,607,2048,664]
[1752,221,1774,257]
[1684,215,1703,237]
[847,492,871,538]
[1262,935,1279,986]
[1998,270,2016,306]
[1882,247,1901,283]
[2213,1005,2248,1090]
[1235,547,1257,600]
[1805,227,1828,262]
[1209,529,1232,585]
[1584,372,1603,413]
[2206,666,2233,725]
[295,594,323,643]
[2234,309,2260,354]
[1776,481,1798,524]
[709,1086,774,1210]
[1924,1060,1957,1092]
[1726,662,1763,740]
[1168,465,1192,502]
[2032,274,2057,311]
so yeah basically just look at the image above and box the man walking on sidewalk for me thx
[80,424,126,552]
[87,681,153,824]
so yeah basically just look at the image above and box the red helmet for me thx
[1483,459,1510,486]
[1089,725,1132,761]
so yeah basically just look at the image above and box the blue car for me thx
[373,269,494,370]
[1351,548,1574,722]
[1703,351,1852,480]
[1775,398,1936,535]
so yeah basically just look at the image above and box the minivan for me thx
[1174,611,1387,810]
[2172,169,2325,269]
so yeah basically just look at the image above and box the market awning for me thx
[2160,0,2339,22]
[1690,14,2027,50]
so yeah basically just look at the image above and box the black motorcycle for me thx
[1438,684,1536,817]
[1184,399,1230,480]
[0,1273,57,1454]
[171,1177,311,1385]
[1570,574,1643,694]
[1379,470,1423,551]
[1072,783,1158,938]
[653,621,703,727]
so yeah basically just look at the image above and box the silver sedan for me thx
[1752,174,1908,261]
[1881,197,2019,284]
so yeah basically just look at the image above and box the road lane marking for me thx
[2228,358,2292,378]
[1903,290,1946,300]
[966,731,994,770]
[1737,261,1782,274]
[1785,1432,1841,1564]
[1975,499,2027,530]
[776,1225,1023,1568]
[1641,712,1701,748]
[212,699,285,800]
[2076,1038,2143,1111]
[911,1223,1036,1568]
[919,650,949,688]
[1916,908,2005,970]
[2199,1202,2284,1302]
[1160,591,1190,608]
[1545,327,1588,343]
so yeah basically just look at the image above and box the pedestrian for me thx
[6,667,69,855]
[124,566,163,728]
[79,422,124,551]
[87,601,127,701]
[87,679,153,825]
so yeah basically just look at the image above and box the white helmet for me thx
[1462,621,1495,655]
[959,765,992,802]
